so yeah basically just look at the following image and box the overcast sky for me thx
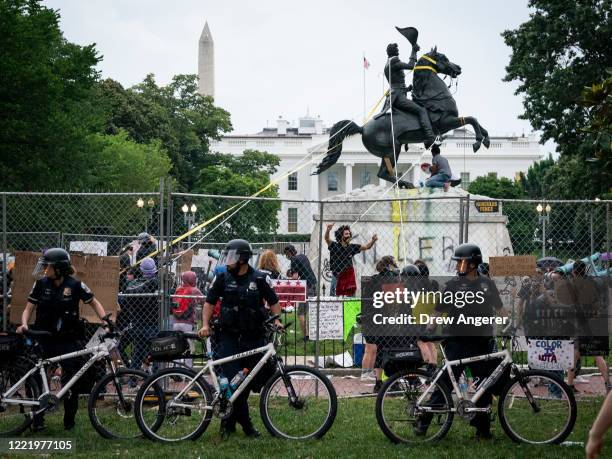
[44,0,539,140]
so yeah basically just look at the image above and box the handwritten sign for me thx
[527,339,574,371]
[474,201,499,213]
[272,279,307,310]
[176,249,194,274]
[489,255,536,277]
[10,251,119,324]
[308,298,343,340]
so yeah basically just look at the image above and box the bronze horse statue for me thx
[313,47,491,189]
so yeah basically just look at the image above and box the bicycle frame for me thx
[168,341,278,409]
[1,342,112,411]
[416,345,513,414]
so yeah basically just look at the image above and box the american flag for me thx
[363,56,370,70]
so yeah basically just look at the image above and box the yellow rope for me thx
[414,65,437,73]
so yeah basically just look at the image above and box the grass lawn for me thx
[7,395,611,459]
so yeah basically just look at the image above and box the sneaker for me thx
[413,416,431,437]
[574,375,589,384]
[361,370,376,381]
[242,423,261,438]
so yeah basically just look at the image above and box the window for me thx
[288,172,298,191]
[360,170,371,187]
[327,171,338,191]
[460,172,470,186]
[487,172,498,179]
[288,208,298,233]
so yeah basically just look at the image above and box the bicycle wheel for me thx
[498,369,577,444]
[88,368,160,439]
[260,365,337,439]
[376,369,454,444]
[0,363,40,436]
[134,367,213,442]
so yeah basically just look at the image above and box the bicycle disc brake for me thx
[212,396,233,420]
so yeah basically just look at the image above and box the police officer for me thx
[16,248,108,431]
[420,243,504,440]
[198,239,282,439]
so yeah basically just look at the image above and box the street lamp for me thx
[136,198,155,232]
[182,203,198,243]
[537,203,551,257]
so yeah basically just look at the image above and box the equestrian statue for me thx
[312,26,491,189]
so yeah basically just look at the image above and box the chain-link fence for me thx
[1,186,610,397]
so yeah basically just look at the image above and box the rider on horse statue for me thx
[382,41,436,149]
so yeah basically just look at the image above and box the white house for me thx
[211,114,544,235]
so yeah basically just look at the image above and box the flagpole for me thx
[362,52,366,122]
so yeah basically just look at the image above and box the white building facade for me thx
[212,115,544,235]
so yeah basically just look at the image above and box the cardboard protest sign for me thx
[489,255,536,277]
[176,249,194,274]
[10,251,119,324]
[308,298,343,340]
[527,339,574,371]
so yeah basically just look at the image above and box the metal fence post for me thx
[458,197,465,245]
[2,193,7,331]
[158,178,167,331]
[314,201,324,370]
[464,193,471,242]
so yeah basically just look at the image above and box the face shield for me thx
[219,249,241,266]
[32,257,50,280]
[454,259,472,276]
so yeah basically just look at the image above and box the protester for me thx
[361,255,399,392]
[257,249,282,279]
[135,232,157,264]
[409,260,438,366]
[566,261,610,393]
[284,244,317,341]
[325,223,377,296]
[118,245,133,292]
[171,271,204,368]
[119,257,160,371]
[420,144,452,191]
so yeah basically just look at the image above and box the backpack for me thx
[171,286,196,322]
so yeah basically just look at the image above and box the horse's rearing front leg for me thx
[460,116,483,152]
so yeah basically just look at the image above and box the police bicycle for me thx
[0,315,160,439]
[134,315,338,442]
[375,327,577,444]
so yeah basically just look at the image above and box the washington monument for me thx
[198,21,214,98]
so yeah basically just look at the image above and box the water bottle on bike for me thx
[230,368,249,391]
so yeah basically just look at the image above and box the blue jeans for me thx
[330,275,337,296]
[425,173,450,188]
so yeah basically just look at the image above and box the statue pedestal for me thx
[309,184,512,292]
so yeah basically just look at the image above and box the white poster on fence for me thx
[69,241,108,256]
[308,298,343,340]
[527,339,574,371]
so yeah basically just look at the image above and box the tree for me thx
[519,154,555,198]
[0,0,103,191]
[502,0,612,198]
[189,150,281,242]
[468,174,535,255]
[130,74,233,190]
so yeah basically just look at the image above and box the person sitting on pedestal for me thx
[420,144,451,191]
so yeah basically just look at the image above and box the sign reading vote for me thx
[474,200,499,213]
[527,339,574,371]
[489,255,537,277]
[308,298,343,340]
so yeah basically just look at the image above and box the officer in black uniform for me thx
[419,243,504,440]
[199,239,282,439]
[17,248,108,431]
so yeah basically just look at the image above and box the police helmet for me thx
[452,243,482,276]
[33,248,72,278]
[222,239,253,265]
